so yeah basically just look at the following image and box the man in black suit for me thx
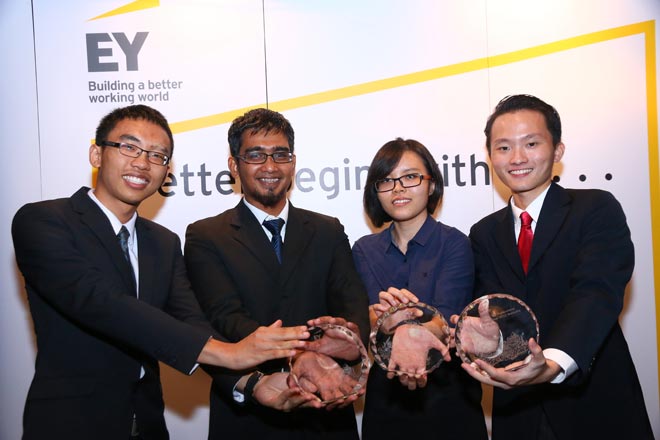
[462,95,653,439]
[11,105,309,440]
[185,108,370,439]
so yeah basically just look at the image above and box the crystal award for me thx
[455,293,539,370]
[370,302,450,375]
[288,323,370,404]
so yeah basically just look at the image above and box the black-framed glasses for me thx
[99,141,170,166]
[374,173,433,192]
[236,150,294,164]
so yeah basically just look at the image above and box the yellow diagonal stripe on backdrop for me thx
[169,20,654,132]
[89,0,159,21]
[169,19,660,399]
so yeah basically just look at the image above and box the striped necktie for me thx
[263,218,285,263]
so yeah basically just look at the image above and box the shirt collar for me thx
[384,214,434,251]
[87,189,137,237]
[411,215,436,246]
[243,198,290,224]
[510,184,550,227]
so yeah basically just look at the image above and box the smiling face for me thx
[89,118,171,223]
[228,130,296,216]
[376,150,434,228]
[489,109,564,209]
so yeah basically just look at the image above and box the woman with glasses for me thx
[353,138,487,439]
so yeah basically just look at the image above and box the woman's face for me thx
[376,150,434,225]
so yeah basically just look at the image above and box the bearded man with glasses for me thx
[185,107,370,440]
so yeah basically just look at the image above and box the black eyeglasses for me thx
[236,150,294,164]
[374,173,433,192]
[99,141,170,166]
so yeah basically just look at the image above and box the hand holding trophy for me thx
[371,301,451,389]
[288,321,370,408]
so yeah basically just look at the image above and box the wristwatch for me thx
[232,370,264,405]
[244,370,265,405]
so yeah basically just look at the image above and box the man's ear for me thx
[89,144,102,168]
[553,142,565,163]
[228,156,239,180]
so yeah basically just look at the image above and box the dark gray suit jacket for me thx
[12,187,213,440]
[185,200,369,440]
[469,183,653,439]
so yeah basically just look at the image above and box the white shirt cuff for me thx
[232,380,245,403]
[188,363,200,375]
[543,348,578,383]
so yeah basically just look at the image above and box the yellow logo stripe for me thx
[170,20,655,134]
[89,0,159,21]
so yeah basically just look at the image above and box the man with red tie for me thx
[463,95,653,439]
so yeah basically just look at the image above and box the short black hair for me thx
[364,138,444,227]
[484,94,562,153]
[228,108,295,157]
[95,105,174,155]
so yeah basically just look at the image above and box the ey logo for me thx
[86,32,149,72]
[86,0,159,72]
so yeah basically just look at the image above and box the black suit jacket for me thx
[469,183,653,439]
[12,187,213,440]
[185,200,369,440]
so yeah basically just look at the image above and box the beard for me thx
[250,186,289,207]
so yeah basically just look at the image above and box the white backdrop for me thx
[2,1,659,439]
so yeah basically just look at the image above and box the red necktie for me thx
[518,211,533,274]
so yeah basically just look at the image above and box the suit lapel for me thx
[71,187,137,295]
[233,201,281,277]
[494,204,527,282]
[279,204,313,285]
[135,218,154,303]
[528,183,571,273]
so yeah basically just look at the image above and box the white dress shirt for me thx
[509,185,578,383]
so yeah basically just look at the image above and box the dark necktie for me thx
[117,226,137,287]
[263,218,285,263]
[118,227,142,384]
[518,211,533,274]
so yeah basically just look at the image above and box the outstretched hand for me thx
[461,338,562,389]
[199,320,309,370]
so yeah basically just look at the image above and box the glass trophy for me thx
[288,323,370,404]
[370,302,450,375]
[455,293,539,370]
